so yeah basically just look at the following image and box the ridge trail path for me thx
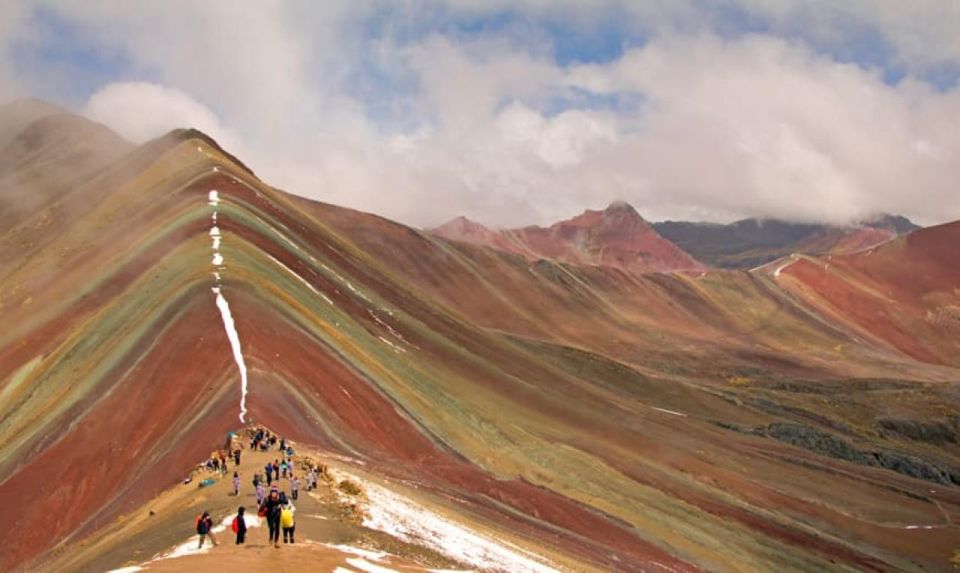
[51,443,458,572]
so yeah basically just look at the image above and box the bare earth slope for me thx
[0,115,959,571]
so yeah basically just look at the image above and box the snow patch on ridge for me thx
[338,472,558,573]
[145,514,260,566]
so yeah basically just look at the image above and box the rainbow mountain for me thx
[1,100,959,572]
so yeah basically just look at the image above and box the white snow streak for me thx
[207,189,248,423]
[214,289,248,423]
[772,256,797,277]
[265,253,334,306]
[650,406,687,417]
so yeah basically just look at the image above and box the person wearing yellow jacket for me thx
[280,501,296,544]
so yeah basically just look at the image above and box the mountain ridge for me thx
[652,214,919,268]
[2,103,959,572]
[431,201,705,273]
[430,206,920,272]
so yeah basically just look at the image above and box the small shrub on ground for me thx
[338,479,363,496]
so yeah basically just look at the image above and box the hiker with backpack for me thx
[233,447,241,466]
[280,459,288,479]
[265,462,273,486]
[255,482,265,505]
[232,471,240,496]
[196,511,217,549]
[232,506,247,544]
[280,501,296,544]
[259,486,284,548]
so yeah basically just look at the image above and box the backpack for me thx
[231,517,239,533]
[280,507,294,528]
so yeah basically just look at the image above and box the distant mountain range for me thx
[430,204,919,271]
[431,201,703,273]
[653,214,920,269]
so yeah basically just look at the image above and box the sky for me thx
[1,1,959,228]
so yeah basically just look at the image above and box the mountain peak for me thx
[861,213,920,234]
[605,200,636,213]
[432,215,488,233]
[429,216,522,254]
[603,200,646,224]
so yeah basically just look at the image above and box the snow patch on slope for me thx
[339,473,557,573]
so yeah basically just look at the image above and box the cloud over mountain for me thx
[2,1,958,227]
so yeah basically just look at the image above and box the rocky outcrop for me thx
[713,421,960,486]
[877,418,958,445]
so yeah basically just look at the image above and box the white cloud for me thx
[84,82,233,144]
[736,0,960,73]
[3,1,960,228]
[559,35,960,224]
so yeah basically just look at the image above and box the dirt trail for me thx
[46,438,462,572]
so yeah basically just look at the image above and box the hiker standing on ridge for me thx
[196,511,217,549]
[272,459,280,479]
[279,437,286,452]
[234,447,241,466]
[232,471,241,496]
[259,487,284,548]
[233,506,247,545]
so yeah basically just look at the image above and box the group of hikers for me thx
[196,489,296,550]
[201,446,242,475]
[195,426,326,550]
[250,427,292,454]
